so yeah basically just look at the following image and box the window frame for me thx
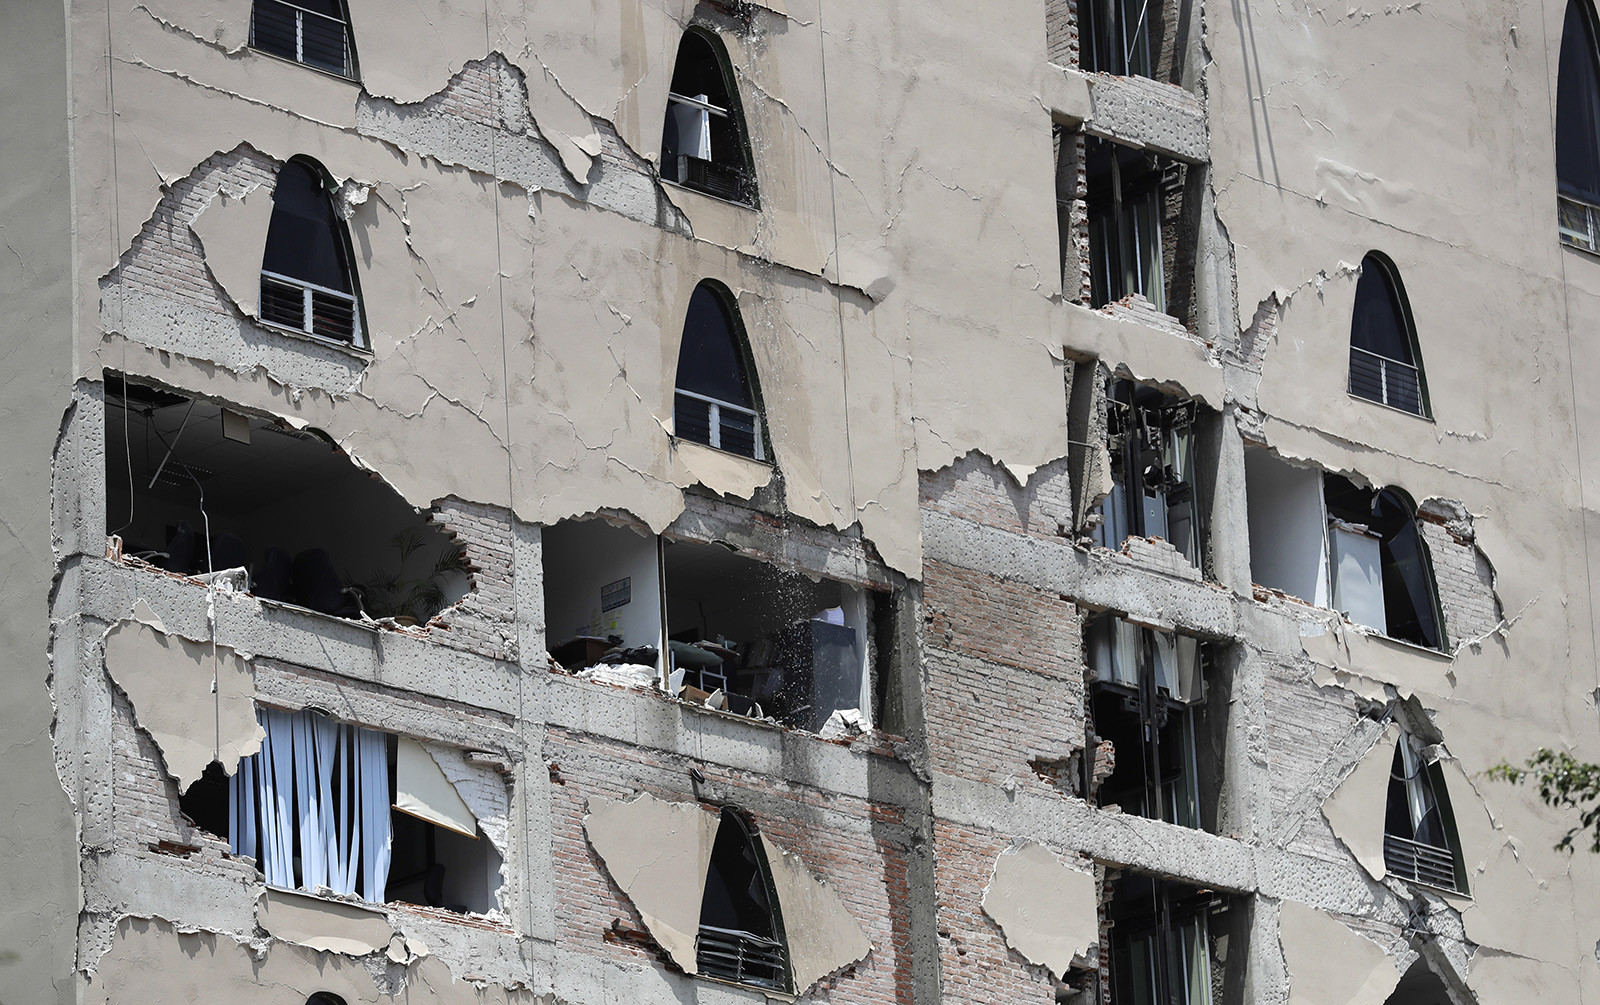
[1383,737,1470,895]
[695,808,793,994]
[660,27,760,207]
[248,0,360,80]
[1092,378,1204,571]
[671,280,770,463]
[1323,477,1449,652]
[1346,252,1431,419]
[257,157,369,353]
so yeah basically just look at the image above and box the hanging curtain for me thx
[230,708,392,903]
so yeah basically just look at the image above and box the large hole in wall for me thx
[541,516,883,733]
[1102,871,1244,1005]
[104,375,469,623]
[178,713,504,915]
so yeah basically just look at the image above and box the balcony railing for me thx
[696,926,789,992]
[250,0,353,78]
[674,388,763,460]
[1560,193,1600,253]
[259,271,363,348]
[1348,346,1423,415]
[1384,832,1460,892]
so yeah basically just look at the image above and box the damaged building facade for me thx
[3,0,1599,1001]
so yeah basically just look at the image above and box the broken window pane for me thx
[697,809,790,992]
[673,282,766,461]
[661,30,756,204]
[1092,379,1203,569]
[260,159,363,347]
[1383,740,1467,893]
[1086,138,1170,311]
[1347,254,1426,416]
[1322,475,1445,650]
[1086,614,1207,830]
[104,377,467,624]
[1560,1,1600,205]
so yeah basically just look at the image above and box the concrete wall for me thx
[0,2,81,1000]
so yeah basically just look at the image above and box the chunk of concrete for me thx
[1278,901,1401,1005]
[189,182,274,319]
[1323,724,1399,882]
[102,615,262,789]
[980,841,1098,978]
[760,833,873,993]
[256,889,394,956]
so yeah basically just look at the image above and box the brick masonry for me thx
[427,497,519,661]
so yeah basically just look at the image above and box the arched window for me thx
[673,282,765,460]
[260,159,364,348]
[697,809,790,992]
[250,0,356,78]
[1347,253,1427,417]
[307,995,349,1005]
[1558,0,1600,248]
[661,29,756,204]
[1324,477,1446,651]
[1384,739,1466,893]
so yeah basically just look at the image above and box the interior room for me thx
[104,376,467,622]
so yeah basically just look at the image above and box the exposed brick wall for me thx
[546,726,913,1003]
[1418,521,1502,646]
[1234,296,1279,373]
[919,453,1074,542]
[1262,660,1363,865]
[1056,128,1091,305]
[1045,0,1080,67]
[427,498,518,661]
[932,820,1059,1005]
[921,560,1085,790]
[104,145,279,316]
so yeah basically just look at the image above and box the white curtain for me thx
[230,708,392,903]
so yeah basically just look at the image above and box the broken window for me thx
[1323,476,1445,650]
[1383,959,1454,1005]
[250,0,356,77]
[1384,738,1467,893]
[661,29,756,204]
[673,282,766,461]
[259,158,364,348]
[104,376,467,624]
[218,708,502,912]
[1092,379,1202,568]
[1106,874,1228,1005]
[1347,253,1427,417]
[697,808,791,992]
[1558,0,1600,249]
[1086,137,1174,312]
[1244,454,1446,651]
[541,517,885,734]
[1085,614,1213,830]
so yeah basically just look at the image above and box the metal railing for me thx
[1384,833,1460,891]
[250,0,352,77]
[259,271,362,347]
[1560,193,1600,252]
[675,388,764,460]
[1348,345,1423,415]
[696,926,789,991]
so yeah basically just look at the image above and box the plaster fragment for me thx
[189,181,273,319]
[979,841,1098,978]
[256,889,394,957]
[759,834,873,993]
[667,438,774,500]
[583,792,720,973]
[1322,724,1400,881]
[102,617,261,789]
[1278,901,1401,1005]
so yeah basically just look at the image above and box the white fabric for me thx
[229,709,392,902]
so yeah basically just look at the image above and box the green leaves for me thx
[1489,748,1600,854]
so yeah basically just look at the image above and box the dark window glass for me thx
[1559,1,1600,202]
[263,161,352,294]
[670,33,732,104]
[1350,256,1413,364]
[675,285,753,409]
[250,0,353,78]
[697,810,789,991]
[1080,0,1152,76]
[1085,137,1167,311]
